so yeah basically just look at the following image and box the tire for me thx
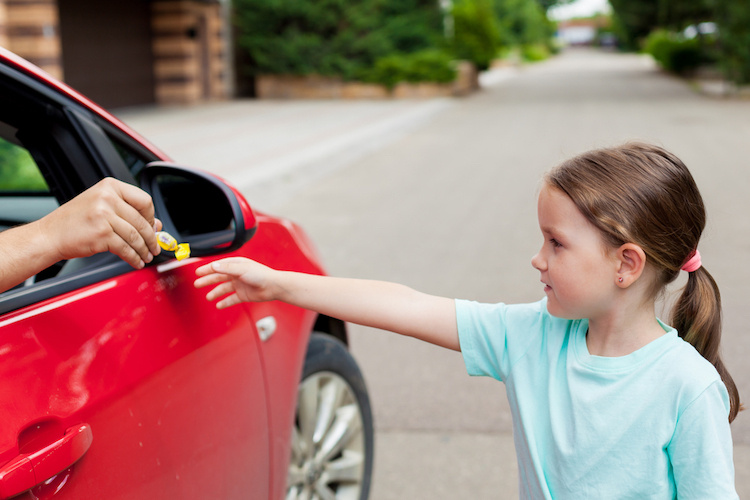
[287,333,374,500]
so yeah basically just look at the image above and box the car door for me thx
[0,63,270,499]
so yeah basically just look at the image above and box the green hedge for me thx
[710,0,750,84]
[234,0,444,81]
[0,140,47,192]
[360,49,457,89]
[644,30,706,75]
[451,0,500,71]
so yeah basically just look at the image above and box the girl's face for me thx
[531,185,619,320]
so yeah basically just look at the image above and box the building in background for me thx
[0,0,231,108]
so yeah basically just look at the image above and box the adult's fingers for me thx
[110,191,160,258]
[102,227,146,269]
[108,178,156,226]
[107,209,155,266]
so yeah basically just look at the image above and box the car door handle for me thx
[0,423,93,499]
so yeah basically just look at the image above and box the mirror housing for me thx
[140,162,257,257]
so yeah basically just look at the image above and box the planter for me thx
[256,61,479,99]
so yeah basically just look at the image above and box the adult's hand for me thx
[0,178,162,293]
[39,177,162,269]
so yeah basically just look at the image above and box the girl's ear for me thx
[615,243,647,287]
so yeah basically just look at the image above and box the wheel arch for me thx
[312,314,348,346]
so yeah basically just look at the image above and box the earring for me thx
[618,277,624,283]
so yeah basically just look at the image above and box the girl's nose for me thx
[531,251,544,271]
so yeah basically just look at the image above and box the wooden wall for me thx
[1,0,63,79]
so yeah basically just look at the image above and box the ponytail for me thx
[670,266,742,422]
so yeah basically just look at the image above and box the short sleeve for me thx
[668,380,738,499]
[455,299,549,382]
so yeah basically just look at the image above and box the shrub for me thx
[451,0,500,71]
[644,29,704,75]
[0,140,47,191]
[233,0,444,81]
[361,49,457,90]
[521,43,550,62]
[709,0,750,84]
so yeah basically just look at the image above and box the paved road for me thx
[118,48,750,499]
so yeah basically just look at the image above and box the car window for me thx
[0,136,49,193]
[0,134,58,232]
[0,68,143,312]
[109,133,149,178]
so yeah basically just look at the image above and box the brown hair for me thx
[544,142,741,422]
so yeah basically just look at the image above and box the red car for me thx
[0,47,373,500]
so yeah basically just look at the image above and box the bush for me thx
[360,49,457,90]
[233,0,444,81]
[644,29,704,75]
[451,0,500,71]
[0,140,47,192]
[521,43,550,62]
[494,0,553,48]
[709,0,750,84]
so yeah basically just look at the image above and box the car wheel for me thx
[287,333,374,500]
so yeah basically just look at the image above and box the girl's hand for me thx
[195,257,460,350]
[194,257,278,308]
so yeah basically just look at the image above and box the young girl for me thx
[194,142,741,499]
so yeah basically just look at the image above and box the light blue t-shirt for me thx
[456,298,737,499]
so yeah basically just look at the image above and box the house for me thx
[556,17,608,46]
[0,0,231,108]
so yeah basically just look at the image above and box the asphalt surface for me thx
[117,48,750,499]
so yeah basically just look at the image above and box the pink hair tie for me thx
[681,250,702,273]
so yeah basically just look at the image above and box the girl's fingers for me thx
[195,262,221,277]
[205,281,237,302]
[195,259,239,277]
[217,293,242,309]
[194,272,231,289]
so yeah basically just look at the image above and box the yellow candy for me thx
[156,231,191,260]
[156,231,178,251]
[175,243,191,261]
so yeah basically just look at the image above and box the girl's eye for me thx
[550,239,562,248]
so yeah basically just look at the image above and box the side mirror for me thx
[140,162,257,257]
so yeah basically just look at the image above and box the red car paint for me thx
[0,48,335,499]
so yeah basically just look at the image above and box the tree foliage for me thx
[234,0,443,79]
[234,0,561,85]
[709,0,750,84]
[450,0,501,71]
[494,0,555,47]
[608,0,750,84]
[0,140,47,192]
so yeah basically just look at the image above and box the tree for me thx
[608,0,712,50]
[494,0,554,48]
[709,0,750,84]
[451,0,501,71]
[233,0,443,80]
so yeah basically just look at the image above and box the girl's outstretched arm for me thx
[194,257,460,351]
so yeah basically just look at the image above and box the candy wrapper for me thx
[156,231,191,261]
